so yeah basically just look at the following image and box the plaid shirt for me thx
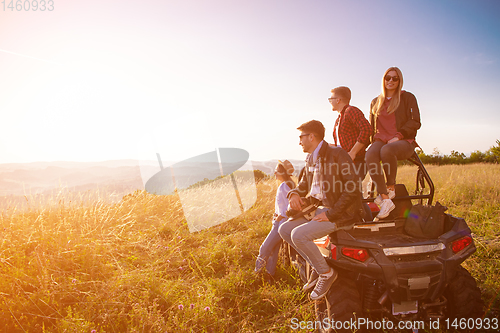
[333,105,372,161]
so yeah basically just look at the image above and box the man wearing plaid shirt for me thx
[329,86,372,168]
[278,120,362,300]
[330,86,373,220]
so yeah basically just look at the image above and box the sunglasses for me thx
[385,75,399,82]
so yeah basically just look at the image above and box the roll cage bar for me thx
[365,151,434,206]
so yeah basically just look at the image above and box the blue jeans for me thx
[278,207,341,275]
[255,218,285,275]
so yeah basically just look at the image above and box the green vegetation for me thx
[415,139,500,165]
[0,164,498,332]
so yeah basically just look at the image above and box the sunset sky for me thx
[1,0,499,165]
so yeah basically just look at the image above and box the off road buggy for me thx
[283,153,484,332]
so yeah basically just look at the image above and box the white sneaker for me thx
[310,269,338,300]
[374,188,396,206]
[374,199,395,220]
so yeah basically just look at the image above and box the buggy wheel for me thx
[295,254,310,284]
[279,240,292,268]
[282,242,309,283]
[315,274,362,333]
[445,265,484,318]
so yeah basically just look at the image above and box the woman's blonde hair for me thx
[372,67,404,115]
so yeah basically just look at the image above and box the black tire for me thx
[445,265,484,318]
[315,275,363,333]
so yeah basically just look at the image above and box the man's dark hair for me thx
[297,120,325,141]
[331,86,351,104]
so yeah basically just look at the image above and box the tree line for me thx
[414,140,500,165]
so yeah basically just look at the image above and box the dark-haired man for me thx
[329,86,372,163]
[278,120,362,300]
[329,86,373,220]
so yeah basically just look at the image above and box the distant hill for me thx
[0,164,143,196]
[250,159,305,177]
[0,159,304,212]
[0,159,145,171]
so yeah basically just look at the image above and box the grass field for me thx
[0,164,498,332]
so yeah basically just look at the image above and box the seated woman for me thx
[365,67,421,220]
[254,160,296,279]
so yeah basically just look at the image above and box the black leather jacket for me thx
[370,91,421,141]
[288,141,363,226]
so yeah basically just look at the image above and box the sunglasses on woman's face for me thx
[385,75,399,82]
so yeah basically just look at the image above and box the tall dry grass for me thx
[0,178,314,332]
[0,164,498,332]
